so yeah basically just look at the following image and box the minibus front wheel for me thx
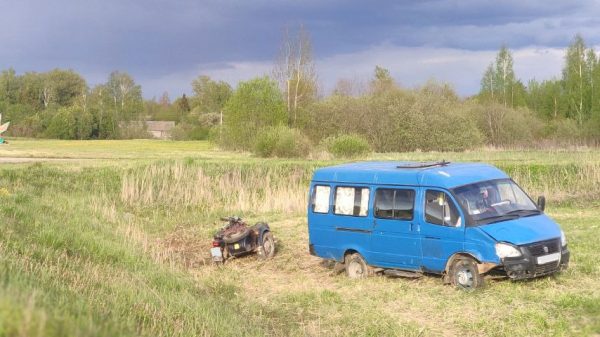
[450,257,484,290]
[344,253,374,279]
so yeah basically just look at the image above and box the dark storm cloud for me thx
[1,0,599,97]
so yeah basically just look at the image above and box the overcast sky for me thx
[2,0,600,98]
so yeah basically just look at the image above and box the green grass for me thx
[0,138,215,160]
[4,137,600,164]
[0,139,599,336]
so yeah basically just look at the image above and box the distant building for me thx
[118,120,176,139]
[145,121,175,139]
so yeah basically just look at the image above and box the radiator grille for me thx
[534,261,560,275]
[525,238,560,257]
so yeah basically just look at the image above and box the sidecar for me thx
[210,217,275,263]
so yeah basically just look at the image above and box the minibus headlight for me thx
[561,230,567,247]
[495,243,522,258]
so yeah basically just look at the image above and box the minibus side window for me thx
[374,189,415,220]
[334,186,370,217]
[425,190,461,227]
[312,185,331,213]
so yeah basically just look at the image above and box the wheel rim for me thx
[263,237,273,256]
[456,266,474,288]
[347,260,364,278]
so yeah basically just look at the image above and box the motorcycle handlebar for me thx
[220,216,242,222]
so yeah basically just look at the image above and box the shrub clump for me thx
[170,124,210,140]
[254,126,311,158]
[322,134,371,158]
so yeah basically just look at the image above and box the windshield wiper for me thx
[478,214,520,225]
[505,209,541,217]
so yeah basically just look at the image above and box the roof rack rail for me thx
[396,160,450,169]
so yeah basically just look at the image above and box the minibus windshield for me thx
[453,179,540,225]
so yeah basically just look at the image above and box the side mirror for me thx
[537,196,546,212]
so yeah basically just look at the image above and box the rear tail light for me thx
[212,240,221,247]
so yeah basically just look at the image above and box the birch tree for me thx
[562,35,588,124]
[585,48,599,115]
[479,47,516,107]
[494,46,516,107]
[273,24,317,127]
[526,79,563,119]
[480,63,495,100]
[106,71,142,120]
[478,46,518,143]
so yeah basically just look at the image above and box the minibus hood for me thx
[478,214,561,245]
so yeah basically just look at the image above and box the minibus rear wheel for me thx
[450,257,484,290]
[344,253,373,279]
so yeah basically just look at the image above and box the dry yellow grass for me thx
[120,162,308,214]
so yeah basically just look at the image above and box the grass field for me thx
[0,139,599,337]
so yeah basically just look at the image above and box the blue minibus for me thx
[307,161,569,289]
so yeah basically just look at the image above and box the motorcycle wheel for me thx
[258,232,275,259]
[222,227,251,243]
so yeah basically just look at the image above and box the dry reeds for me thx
[121,160,600,214]
[121,162,308,214]
[506,162,600,202]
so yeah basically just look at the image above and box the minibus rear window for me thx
[334,187,370,217]
[312,185,331,213]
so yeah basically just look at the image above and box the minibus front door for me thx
[418,189,465,273]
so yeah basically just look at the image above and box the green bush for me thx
[8,114,43,137]
[170,124,210,140]
[543,118,581,141]
[473,103,542,146]
[220,77,287,150]
[254,125,311,158]
[583,115,600,140]
[45,108,77,139]
[304,81,482,152]
[322,134,371,158]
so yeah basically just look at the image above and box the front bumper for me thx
[502,245,569,280]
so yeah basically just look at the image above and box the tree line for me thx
[479,35,600,143]
[1,28,598,154]
[0,69,145,139]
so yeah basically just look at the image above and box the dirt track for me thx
[0,157,84,163]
